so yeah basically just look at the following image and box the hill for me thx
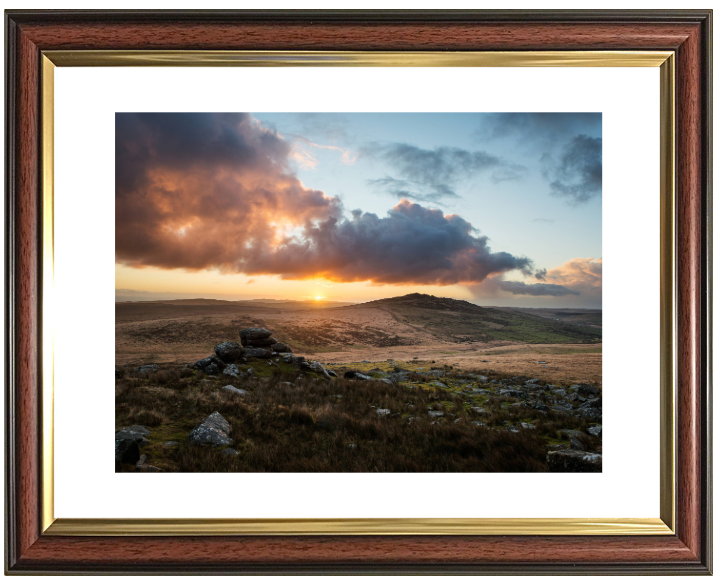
[345,293,601,345]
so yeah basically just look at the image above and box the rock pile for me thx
[240,327,292,357]
[190,326,294,375]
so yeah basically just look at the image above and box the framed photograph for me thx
[5,9,711,574]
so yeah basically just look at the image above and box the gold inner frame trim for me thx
[45,517,672,536]
[43,50,673,68]
[41,50,676,537]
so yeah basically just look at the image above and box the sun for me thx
[313,295,326,301]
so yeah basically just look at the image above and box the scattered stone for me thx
[271,342,292,353]
[204,363,221,376]
[500,389,527,398]
[579,397,602,410]
[524,378,539,385]
[570,437,585,451]
[346,443,357,449]
[428,410,444,418]
[577,407,602,420]
[588,425,602,437]
[138,364,159,374]
[430,381,448,388]
[164,441,178,447]
[123,425,151,437]
[188,412,232,447]
[136,464,163,472]
[308,361,332,380]
[221,448,238,457]
[376,408,390,416]
[521,422,536,429]
[136,454,147,466]
[115,426,151,447]
[523,400,549,412]
[221,384,250,397]
[214,341,245,362]
[559,429,590,442]
[223,364,241,378]
[193,355,215,370]
[115,437,140,464]
[547,450,602,472]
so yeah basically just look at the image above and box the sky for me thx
[115,112,602,308]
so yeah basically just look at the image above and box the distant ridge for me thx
[350,293,482,312]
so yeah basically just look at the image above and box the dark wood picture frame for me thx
[5,9,712,574]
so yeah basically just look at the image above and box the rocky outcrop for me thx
[547,450,602,472]
[239,327,272,341]
[188,412,232,447]
[243,347,273,359]
[578,383,600,396]
[192,354,227,375]
[214,341,245,363]
[237,327,294,357]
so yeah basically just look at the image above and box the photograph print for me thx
[115,112,602,473]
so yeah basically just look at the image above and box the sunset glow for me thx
[116,113,602,307]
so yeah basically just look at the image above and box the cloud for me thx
[542,135,602,204]
[543,257,602,294]
[363,143,522,203]
[246,279,255,284]
[467,257,601,301]
[116,113,535,286]
[532,218,554,224]
[497,280,579,296]
[476,113,601,144]
[289,134,357,169]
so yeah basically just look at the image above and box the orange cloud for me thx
[116,113,535,286]
[543,257,602,294]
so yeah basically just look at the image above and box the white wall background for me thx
[0,0,715,567]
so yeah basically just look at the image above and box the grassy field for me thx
[116,360,602,473]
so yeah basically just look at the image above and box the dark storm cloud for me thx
[498,280,580,297]
[363,143,522,202]
[475,113,601,143]
[116,113,535,285]
[534,268,548,281]
[542,135,602,204]
[244,199,534,285]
